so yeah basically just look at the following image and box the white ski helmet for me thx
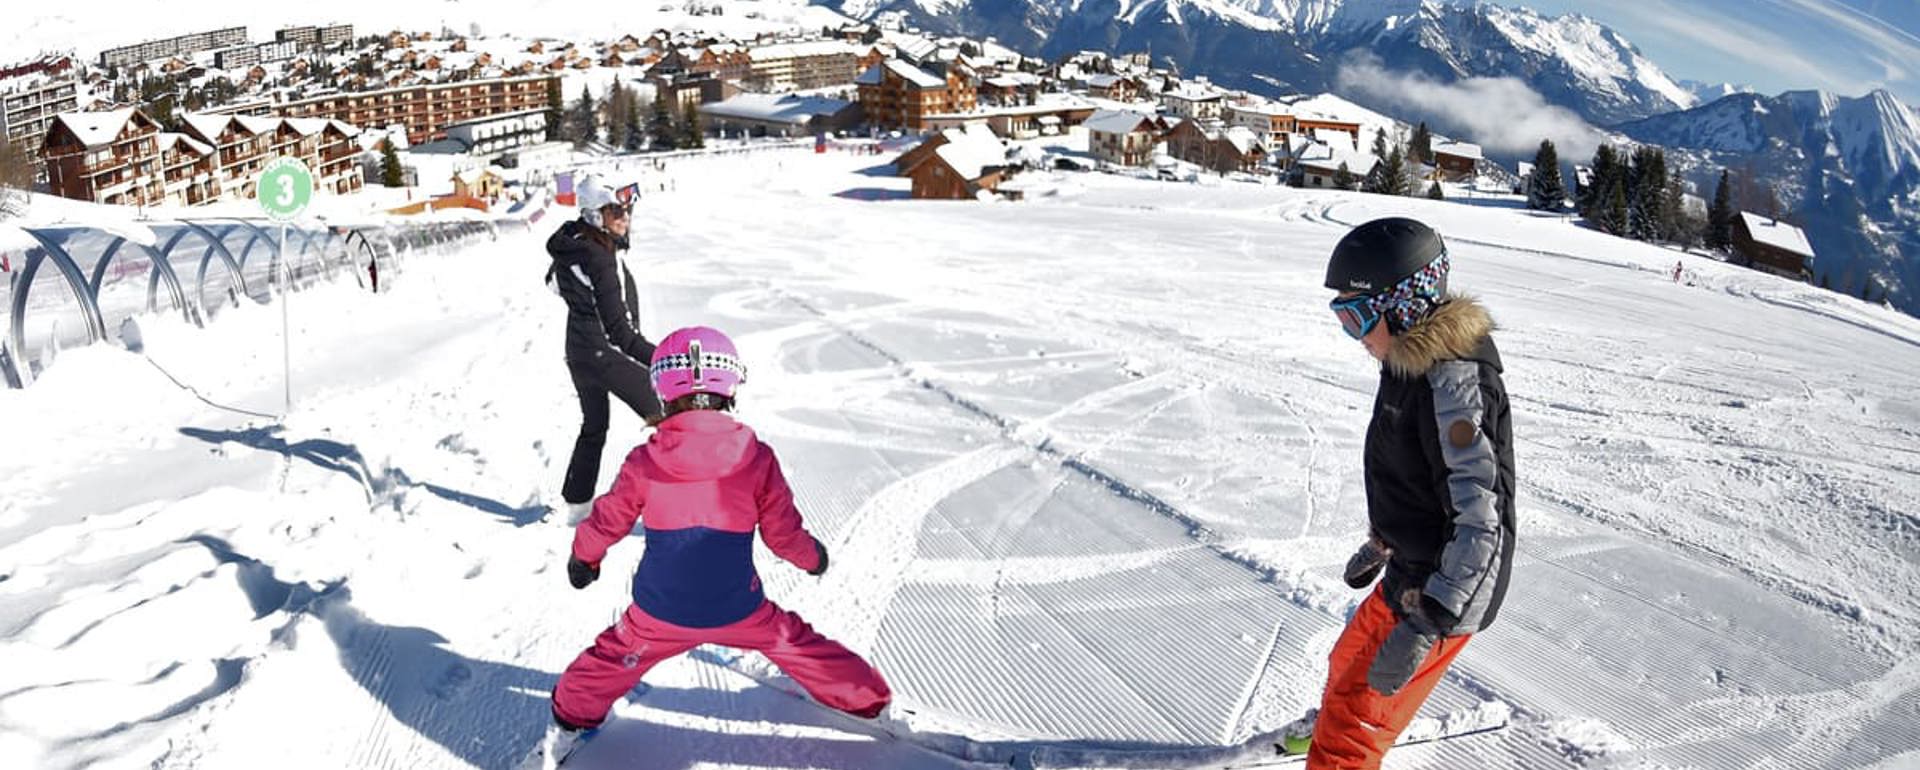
[576,174,637,228]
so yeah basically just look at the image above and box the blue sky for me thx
[1509,0,1920,104]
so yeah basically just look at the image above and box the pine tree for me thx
[1526,139,1564,211]
[682,101,705,149]
[649,90,678,151]
[1605,176,1629,237]
[1427,180,1444,200]
[379,139,404,187]
[1386,144,1410,196]
[623,87,645,152]
[1371,129,1387,161]
[1708,169,1735,251]
[570,83,597,148]
[1409,121,1432,166]
[1333,161,1356,191]
[1362,156,1387,194]
[1627,147,1666,242]
[1663,167,1692,245]
[1580,145,1616,218]
[544,77,566,143]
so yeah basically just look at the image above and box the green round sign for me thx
[257,156,315,221]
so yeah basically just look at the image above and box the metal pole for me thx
[280,222,291,413]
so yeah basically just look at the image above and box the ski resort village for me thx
[2,2,1918,770]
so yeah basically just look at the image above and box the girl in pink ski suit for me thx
[549,326,892,731]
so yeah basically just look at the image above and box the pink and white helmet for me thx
[651,326,747,403]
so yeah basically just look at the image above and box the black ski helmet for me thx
[1324,217,1447,295]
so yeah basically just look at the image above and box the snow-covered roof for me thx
[886,34,940,64]
[934,136,1007,181]
[1295,131,1377,176]
[235,115,283,136]
[1738,212,1814,257]
[285,117,330,137]
[880,59,945,89]
[53,109,139,148]
[180,113,233,143]
[700,93,852,126]
[1222,126,1262,155]
[1432,140,1482,161]
[155,132,213,157]
[1084,109,1157,135]
[1517,161,1535,177]
[1086,74,1129,89]
[1228,100,1290,118]
[1162,84,1225,103]
[984,72,1041,89]
[326,119,362,138]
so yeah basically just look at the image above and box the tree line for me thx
[547,81,704,152]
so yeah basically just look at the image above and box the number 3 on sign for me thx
[257,157,312,221]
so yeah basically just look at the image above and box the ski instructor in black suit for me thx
[547,174,664,524]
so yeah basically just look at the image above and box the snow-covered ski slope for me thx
[3,147,1918,770]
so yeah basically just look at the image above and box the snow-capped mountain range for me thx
[830,0,1695,124]
[1620,88,1920,312]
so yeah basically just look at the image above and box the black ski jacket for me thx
[1365,297,1516,636]
[546,220,651,363]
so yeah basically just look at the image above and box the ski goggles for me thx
[1330,293,1383,340]
[608,183,640,218]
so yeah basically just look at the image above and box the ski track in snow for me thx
[1,149,1916,769]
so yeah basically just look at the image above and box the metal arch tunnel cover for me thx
[13,229,109,370]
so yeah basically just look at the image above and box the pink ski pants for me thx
[551,600,891,728]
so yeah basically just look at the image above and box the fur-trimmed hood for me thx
[1384,296,1498,378]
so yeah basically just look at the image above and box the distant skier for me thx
[1308,218,1517,769]
[525,326,892,768]
[547,174,665,524]
[1673,260,1684,283]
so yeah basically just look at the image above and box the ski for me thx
[1217,710,1512,769]
[1015,703,1511,770]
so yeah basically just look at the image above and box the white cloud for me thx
[1606,0,1856,94]
[1334,55,1606,161]
[1767,0,1920,86]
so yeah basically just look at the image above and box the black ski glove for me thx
[807,540,829,577]
[567,557,600,590]
[1344,535,1390,589]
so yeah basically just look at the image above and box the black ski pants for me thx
[562,347,662,504]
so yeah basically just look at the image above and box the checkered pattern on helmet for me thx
[649,352,747,379]
[1372,250,1450,333]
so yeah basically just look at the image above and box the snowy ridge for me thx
[833,0,1692,124]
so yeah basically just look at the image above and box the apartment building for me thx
[745,40,875,92]
[43,108,363,207]
[274,74,555,146]
[2,56,81,179]
[42,109,166,206]
[856,59,975,131]
[99,27,246,69]
[276,24,354,51]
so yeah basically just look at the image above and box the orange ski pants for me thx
[1308,585,1471,770]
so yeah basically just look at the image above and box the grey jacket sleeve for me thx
[1422,360,1506,631]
